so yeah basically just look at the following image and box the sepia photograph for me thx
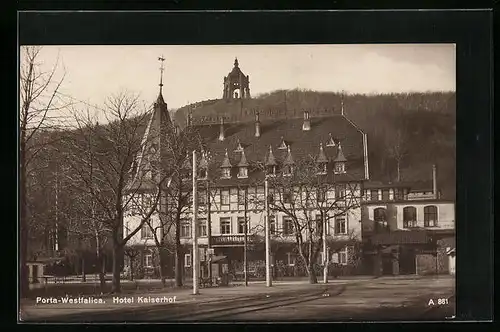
[19,44,457,322]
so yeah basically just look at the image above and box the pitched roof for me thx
[265,145,277,166]
[237,149,249,167]
[283,145,295,165]
[220,148,232,168]
[191,114,366,185]
[316,143,328,163]
[334,143,347,162]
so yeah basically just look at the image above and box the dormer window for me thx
[238,167,248,178]
[199,168,207,180]
[221,168,231,179]
[283,165,293,176]
[318,163,327,175]
[267,165,276,176]
[334,162,346,174]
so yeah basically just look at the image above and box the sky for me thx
[26,44,455,114]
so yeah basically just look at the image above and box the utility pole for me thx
[244,186,248,286]
[264,179,272,287]
[206,180,212,286]
[192,150,199,295]
[322,209,328,284]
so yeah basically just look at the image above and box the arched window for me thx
[374,208,388,232]
[424,205,438,227]
[403,206,417,228]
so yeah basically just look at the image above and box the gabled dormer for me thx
[316,142,328,175]
[326,133,336,147]
[334,142,347,174]
[237,148,249,179]
[265,145,277,176]
[220,148,232,179]
[278,136,288,150]
[283,145,295,176]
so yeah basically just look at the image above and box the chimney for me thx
[255,111,261,137]
[432,164,438,199]
[302,111,311,131]
[218,117,225,141]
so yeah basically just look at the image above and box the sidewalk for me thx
[20,280,346,321]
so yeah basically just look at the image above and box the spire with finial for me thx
[234,57,239,68]
[221,148,232,168]
[158,55,165,96]
[334,142,347,162]
[265,145,277,166]
[283,145,294,165]
[238,148,248,167]
[316,142,328,164]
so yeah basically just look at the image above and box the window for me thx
[180,221,191,238]
[238,189,246,206]
[382,189,390,201]
[338,247,348,265]
[287,252,295,266]
[199,168,207,179]
[144,252,153,267]
[316,188,326,202]
[184,253,191,267]
[317,163,327,175]
[335,185,346,200]
[283,190,293,204]
[141,223,153,239]
[269,215,276,235]
[237,217,247,234]
[370,189,379,201]
[220,189,230,206]
[221,167,231,179]
[238,167,248,178]
[334,162,345,174]
[403,206,417,228]
[334,216,347,235]
[198,218,207,237]
[315,214,323,235]
[393,188,403,200]
[283,217,294,235]
[220,217,231,234]
[424,205,438,227]
[267,165,276,176]
[374,208,388,232]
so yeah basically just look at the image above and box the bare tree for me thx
[62,92,170,293]
[19,46,68,296]
[258,156,361,284]
[385,114,409,182]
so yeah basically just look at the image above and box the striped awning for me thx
[370,230,431,245]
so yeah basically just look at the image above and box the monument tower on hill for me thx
[222,58,251,100]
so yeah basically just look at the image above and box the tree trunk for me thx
[82,256,86,282]
[159,250,167,287]
[99,254,106,292]
[396,159,401,182]
[308,261,318,284]
[175,220,183,287]
[129,256,135,281]
[111,243,122,293]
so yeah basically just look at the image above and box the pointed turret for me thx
[221,148,232,168]
[237,148,249,167]
[265,145,277,166]
[283,145,294,165]
[316,142,328,163]
[334,142,347,162]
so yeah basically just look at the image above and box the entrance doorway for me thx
[399,247,417,275]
